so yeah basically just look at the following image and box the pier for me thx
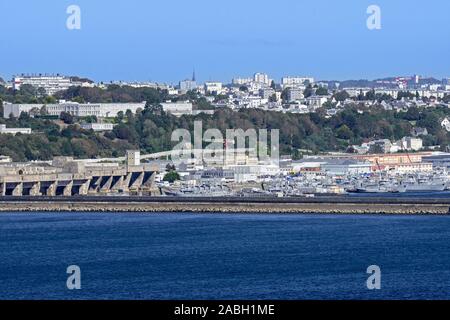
[1,196,449,214]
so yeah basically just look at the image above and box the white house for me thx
[442,118,450,132]
[0,124,31,135]
[81,123,115,131]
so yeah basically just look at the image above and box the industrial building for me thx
[0,151,158,196]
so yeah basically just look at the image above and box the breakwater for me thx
[1,196,449,214]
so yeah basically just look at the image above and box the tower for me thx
[126,150,140,167]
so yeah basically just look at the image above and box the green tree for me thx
[303,84,313,98]
[334,90,350,102]
[315,87,328,96]
[270,80,276,90]
[336,124,353,140]
[163,171,180,183]
[60,111,74,124]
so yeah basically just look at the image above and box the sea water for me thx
[1,212,450,300]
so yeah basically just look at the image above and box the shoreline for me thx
[1,197,450,214]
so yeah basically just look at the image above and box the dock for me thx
[1,196,450,214]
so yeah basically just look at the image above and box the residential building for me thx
[259,88,275,99]
[232,78,252,85]
[281,76,314,87]
[80,123,115,131]
[286,88,304,102]
[368,139,396,154]
[253,73,271,85]
[442,118,450,132]
[397,137,423,151]
[0,124,31,135]
[305,95,329,109]
[179,79,197,91]
[161,101,193,117]
[204,82,223,94]
[0,156,11,163]
[12,74,72,95]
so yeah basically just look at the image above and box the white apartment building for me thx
[442,118,450,132]
[345,88,372,98]
[0,155,12,163]
[0,124,31,135]
[284,104,309,114]
[204,82,223,94]
[239,97,268,109]
[397,137,423,151]
[12,74,72,95]
[374,89,399,99]
[286,88,304,102]
[281,76,314,87]
[259,88,275,99]
[179,80,197,91]
[161,101,193,117]
[253,73,271,85]
[80,123,115,131]
[305,95,329,109]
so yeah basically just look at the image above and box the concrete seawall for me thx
[1,199,449,214]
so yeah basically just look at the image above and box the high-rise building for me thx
[179,70,197,91]
[286,88,304,102]
[253,73,271,85]
[204,82,223,94]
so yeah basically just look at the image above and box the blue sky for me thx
[0,0,449,84]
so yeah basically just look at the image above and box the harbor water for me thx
[1,212,450,299]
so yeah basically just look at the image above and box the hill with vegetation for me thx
[1,84,450,161]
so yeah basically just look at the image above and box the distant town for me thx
[1,72,450,197]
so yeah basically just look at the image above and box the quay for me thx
[1,196,450,214]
